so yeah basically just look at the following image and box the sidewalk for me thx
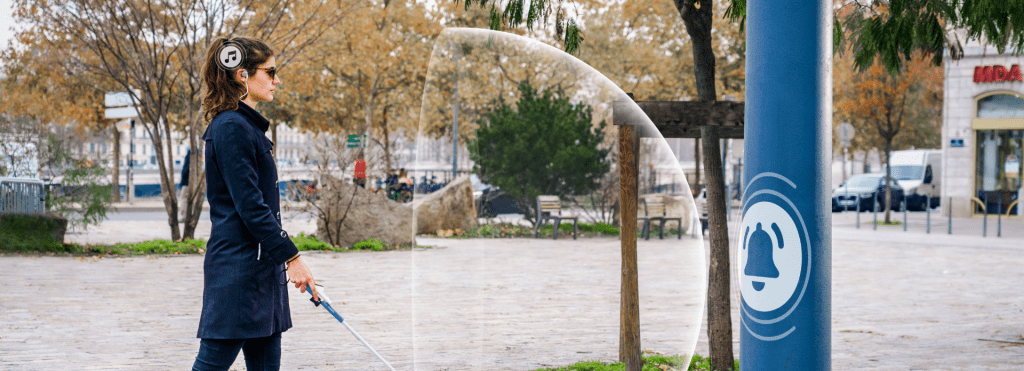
[7,209,1024,370]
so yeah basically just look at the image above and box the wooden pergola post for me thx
[618,122,641,370]
[613,94,744,371]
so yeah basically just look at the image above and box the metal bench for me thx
[639,197,683,240]
[534,195,578,240]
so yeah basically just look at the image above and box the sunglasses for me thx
[256,66,277,80]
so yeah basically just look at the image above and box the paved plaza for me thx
[1,207,1023,370]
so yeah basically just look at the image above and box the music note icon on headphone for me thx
[224,50,237,64]
[219,45,243,69]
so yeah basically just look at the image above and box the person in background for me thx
[178,147,191,220]
[353,156,366,188]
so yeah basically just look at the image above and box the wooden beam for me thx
[612,99,745,139]
[618,124,641,371]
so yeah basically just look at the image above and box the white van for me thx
[884,149,941,211]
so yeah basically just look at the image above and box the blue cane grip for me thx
[307,284,346,324]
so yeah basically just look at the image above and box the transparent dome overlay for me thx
[404,28,707,370]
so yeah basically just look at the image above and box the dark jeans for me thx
[192,332,282,371]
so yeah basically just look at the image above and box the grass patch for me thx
[875,221,902,226]
[530,353,737,371]
[0,230,432,257]
[351,237,386,251]
[293,232,341,252]
[433,221,687,239]
[78,239,207,256]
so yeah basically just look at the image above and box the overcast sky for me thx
[0,0,20,70]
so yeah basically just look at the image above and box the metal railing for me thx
[0,177,46,214]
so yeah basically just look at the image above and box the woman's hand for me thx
[287,256,318,302]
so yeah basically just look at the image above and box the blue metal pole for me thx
[741,0,831,369]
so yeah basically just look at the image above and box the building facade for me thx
[943,41,1023,217]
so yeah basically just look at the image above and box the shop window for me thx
[977,94,1024,118]
[975,130,1023,215]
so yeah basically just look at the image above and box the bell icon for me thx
[744,222,779,291]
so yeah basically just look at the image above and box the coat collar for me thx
[236,100,270,133]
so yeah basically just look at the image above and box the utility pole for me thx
[452,54,459,179]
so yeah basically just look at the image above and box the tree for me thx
[469,82,610,225]
[835,50,942,223]
[276,0,439,178]
[6,0,349,240]
[449,1,741,369]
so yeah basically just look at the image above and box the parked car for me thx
[832,173,906,212]
[476,186,523,217]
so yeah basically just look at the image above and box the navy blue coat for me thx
[197,100,299,339]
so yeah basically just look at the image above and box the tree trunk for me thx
[147,119,182,241]
[694,138,701,192]
[383,106,392,174]
[182,116,205,240]
[702,126,734,371]
[618,124,641,371]
[112,123,121,203]
[676,1,732,369]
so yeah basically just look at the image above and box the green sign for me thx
[347,134,367,148]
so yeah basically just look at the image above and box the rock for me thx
[412,175,477,235]
[316,175,413,248]
[637,193,694,233]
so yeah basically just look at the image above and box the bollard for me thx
[873,194,878,230]
[926,197,931,234]
[983,210,988,238]
[856,195,861,229]
[903,198,907,231]
[983,194,987,238]
[948,197,953,235]
[998,198,1002,238]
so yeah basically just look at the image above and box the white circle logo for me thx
[738,201,802,313]
[219,44,244,69]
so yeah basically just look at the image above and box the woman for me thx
[192,35,318,371]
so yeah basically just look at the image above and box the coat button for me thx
[280,231,288,238]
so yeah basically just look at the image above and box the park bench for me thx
[534,195,578,240]
[639,196,683,240]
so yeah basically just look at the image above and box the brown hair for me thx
[201,36,275,123]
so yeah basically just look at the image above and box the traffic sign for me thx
[837,123,855,147]
[105,106,140,119]
[104,90,141,107]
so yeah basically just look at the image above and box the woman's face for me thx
[238,56,280,104]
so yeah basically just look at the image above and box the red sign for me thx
[974,64,1024,83]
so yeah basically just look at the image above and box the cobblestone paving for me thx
[1,237,705,371]
[4,214,1024,370]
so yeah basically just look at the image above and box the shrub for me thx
[293,232,338,251]
[352,238,385,251]
[0,213,71,252]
